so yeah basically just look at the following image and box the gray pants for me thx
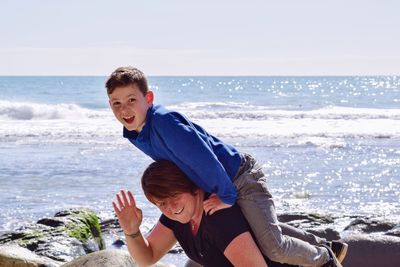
[233,153,330,267]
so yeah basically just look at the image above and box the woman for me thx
[113,160,296,267]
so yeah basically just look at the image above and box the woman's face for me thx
[154,192,199,223]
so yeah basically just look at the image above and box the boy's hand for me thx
[112,190,143,236]
[203,193,232,215]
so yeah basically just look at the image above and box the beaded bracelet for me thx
[124,229,141,239]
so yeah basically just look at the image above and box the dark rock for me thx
[61,249,170,267]
[168,244,184,254]
[306,228,341,241]
[112,239,125,248]
[385,225,400,238]
[34,236,86,262]
[185,259,202,267]
[0,208,105,263]
[277,212,340,241]
[278,212,334,228]
[344,218,396,233]
[100,218,121,234]
[37,218,66,228]
[0,244,62,267]
[341,234,400,267]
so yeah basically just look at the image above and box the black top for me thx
[160,204,295,267]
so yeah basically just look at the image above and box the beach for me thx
[1,76,399,265]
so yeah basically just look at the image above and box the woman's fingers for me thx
[128,191,136,208]
[121,190,130,207]
[116,193,124,209]
[112,201,120,214]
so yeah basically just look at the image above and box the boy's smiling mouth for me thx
[123,116,135,124]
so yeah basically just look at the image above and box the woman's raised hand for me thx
[112,190,143,235]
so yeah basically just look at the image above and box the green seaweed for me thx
[64,209,105,250]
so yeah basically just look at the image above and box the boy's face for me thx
[108,84,154,132]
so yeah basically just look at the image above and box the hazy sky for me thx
[1,0,399,75]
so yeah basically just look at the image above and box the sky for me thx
[0,0,399,76]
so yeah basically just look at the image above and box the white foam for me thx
[0,100,109,120]
[173,102,400,120]
[1,100,400,146]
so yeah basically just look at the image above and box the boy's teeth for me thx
[124,116,134,123]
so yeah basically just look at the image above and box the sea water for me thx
[1,76,399,265]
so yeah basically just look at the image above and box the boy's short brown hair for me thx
[105,66,149,96]
[141,160,198,204]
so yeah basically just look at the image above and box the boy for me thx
[106,66,347,267]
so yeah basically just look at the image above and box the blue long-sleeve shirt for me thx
[123,104,241,205]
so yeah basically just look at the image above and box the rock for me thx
[168,244,184,254]
[305,228,341,241]
[278,212,340,240]
[61,249,171,267]
[385,225,400,238]
[100,218,120,234]
[0,208,105,263]
[0,244,62,267]
[341,234,400,267]
[278,212,335,226]
[344,217,396,233]
[184,259,202,267]
[4,209,400,267]
[112,239,125,248]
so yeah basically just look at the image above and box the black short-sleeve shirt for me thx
[160,204,295,267]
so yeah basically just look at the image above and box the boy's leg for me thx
[280,223,327,246]
[233,154,330,267]
[279,223,348,264]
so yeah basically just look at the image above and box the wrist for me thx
[124,229,141,239]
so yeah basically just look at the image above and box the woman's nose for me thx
[169,202,177,211]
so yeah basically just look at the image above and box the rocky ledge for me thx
[0,208,105,266]
[277,213,400,267]
[1,209,399,267]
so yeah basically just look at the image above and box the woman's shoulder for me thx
[204,205,249,236]
[207,204,246,223]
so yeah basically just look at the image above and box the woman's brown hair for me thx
[141,160,198,203]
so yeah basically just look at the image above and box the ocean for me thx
[1,76,399,265]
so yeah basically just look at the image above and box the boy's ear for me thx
[146,90,154,104]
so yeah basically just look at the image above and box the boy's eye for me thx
[129,98,136,103]
[112,102,121,107]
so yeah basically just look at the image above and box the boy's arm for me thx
[203,193,232,215]
[154,113,237,205]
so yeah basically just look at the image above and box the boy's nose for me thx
[120,103,130,114]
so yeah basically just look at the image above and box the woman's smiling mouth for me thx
[174,207,184,215]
